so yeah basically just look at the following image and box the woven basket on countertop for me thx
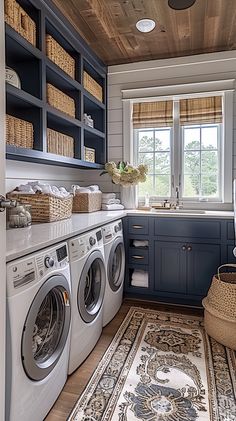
[47,83,75,118]
[5,0,36,46]
[6,114,34,149]
[46,35,75,79]
[83,71,103,103]
[72,191,102,213]
[7,192,73,223]
[47,128,74,158]
[202,264,236,350]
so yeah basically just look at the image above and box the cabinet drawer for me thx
[227,222,235,241]
[128,248,149,265]
[128,217,149,235]
[155,218,221,239]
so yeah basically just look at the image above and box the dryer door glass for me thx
[78,251,106,323]
[21,275,71,381]
[108,238,125,292]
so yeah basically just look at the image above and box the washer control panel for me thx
[6,243,69,296]
[69,229,103,261]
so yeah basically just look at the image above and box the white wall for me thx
[5,161,120,194]
[107,50,236,209]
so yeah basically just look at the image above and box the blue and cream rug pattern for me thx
[68,307,236,421]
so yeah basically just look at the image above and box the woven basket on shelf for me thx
[83,71,103,102]
[84,147,95,163]
[47,128,74,158]
[46,35,75,79]
[7,192,73,223]
[5,0,36,46]
[202,263,236,350]
[6,114,34,149]
[72,191,102,213]
[47,83,75,118]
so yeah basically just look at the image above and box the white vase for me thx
[120,185,138,209]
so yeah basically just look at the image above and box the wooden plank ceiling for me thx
[52,0,236,65]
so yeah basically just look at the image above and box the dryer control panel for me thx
[102,219,123,244]
[69,229,103,261]
[7,243,69,296]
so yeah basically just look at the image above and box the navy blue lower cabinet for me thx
[186,243,221,296]
[154,241,187,294]
[124,216,234,306]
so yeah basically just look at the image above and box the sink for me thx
[151,208,206,214]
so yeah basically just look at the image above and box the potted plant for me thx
[101,161,148,209]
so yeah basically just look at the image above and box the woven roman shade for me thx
[132,100,173,128]
[180,96,222,125]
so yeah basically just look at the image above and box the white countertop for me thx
[6,210,126,263]
[6,209,234,262]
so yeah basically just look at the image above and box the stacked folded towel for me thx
[131,269,148,288]
[133,240,149,248]
[101,193,124,210]
[71,185,101,194]
[11,181,71,199]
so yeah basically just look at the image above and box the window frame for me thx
[122,82,234,206]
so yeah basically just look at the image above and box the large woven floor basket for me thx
[202,263,236,350]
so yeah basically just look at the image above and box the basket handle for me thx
[217,263,236,280]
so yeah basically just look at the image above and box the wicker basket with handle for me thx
[46,35,75,79]
[7,192,73,223]
[83,71,103,102]
[47,128,74,158]
[47,83,75,118]
[202,264,236,350]
[72,191,102,213]
[6,114,34,149]
[5,0,36,46]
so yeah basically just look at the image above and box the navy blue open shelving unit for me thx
[5,0,107,169]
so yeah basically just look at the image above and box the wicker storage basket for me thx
[46,35,75,79]
[202,264,236,350]
[5,0,36,46]
[47,128,74,158]
[7,192,73,222]
[47,83,75,118]
[85,147,95,163]
[72,191,102,213]
[6,114,34,149]
[83,71,103,102]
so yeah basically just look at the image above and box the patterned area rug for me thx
[68,307,236,421]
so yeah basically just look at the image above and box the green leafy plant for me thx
[101,161,148,187]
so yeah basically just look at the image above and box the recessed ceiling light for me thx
[136,19,156,33]
[168,0,196,10]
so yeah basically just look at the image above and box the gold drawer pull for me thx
[132,255,144,259]
[132,225,143,229]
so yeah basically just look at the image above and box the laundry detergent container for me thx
[202,264,236,350]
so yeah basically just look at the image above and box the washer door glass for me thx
[21,275,71,381]
[108,238,125,292]
[78,250,106,323]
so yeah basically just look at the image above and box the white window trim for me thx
[122,80,234,206]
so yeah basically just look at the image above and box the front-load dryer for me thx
[6,243,71,421]
[68,228,106,374]
[102,219,125,326]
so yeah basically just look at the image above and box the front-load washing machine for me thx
[6,243,71,421]
[102,219,125,326]
[68,228,106,374]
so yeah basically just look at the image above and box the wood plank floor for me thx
[45,299,203,420]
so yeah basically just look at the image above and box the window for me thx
[132,94,227,203]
